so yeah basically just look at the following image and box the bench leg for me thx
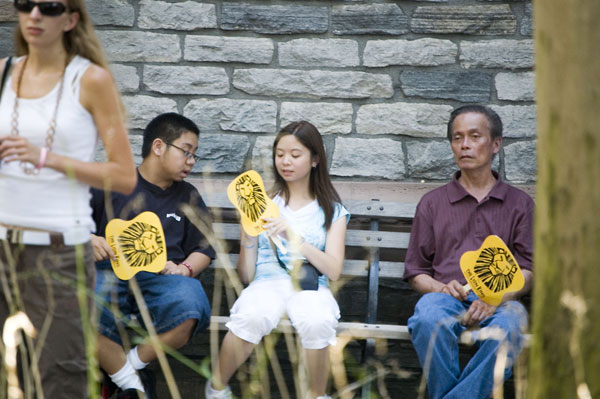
[360,338,376,399]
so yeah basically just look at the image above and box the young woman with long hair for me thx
[0,0,136,396]
[206,121,349,399]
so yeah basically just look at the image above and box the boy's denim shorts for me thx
[95,260,211,345]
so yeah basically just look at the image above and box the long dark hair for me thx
[271,121,341,230]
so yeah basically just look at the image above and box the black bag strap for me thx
[268,237,289,272]
[0,56,13,99]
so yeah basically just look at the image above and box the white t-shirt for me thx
[252,194,350,287]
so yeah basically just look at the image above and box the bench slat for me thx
[212,223,410,250]
[344,200,416,219]
[209,316,411,341]
[209,316,531,345]
[203,193,416,219]
[213,255,405,279]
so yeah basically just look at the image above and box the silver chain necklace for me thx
[11,56,66,175]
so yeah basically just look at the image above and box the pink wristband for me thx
[181,262,193,277]
[36,148,48,170]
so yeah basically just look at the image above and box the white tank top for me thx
[0,55,98,233]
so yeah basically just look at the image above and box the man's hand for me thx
[160,261,189,276]
[439,280,469,302]
[90,234,115,262]
[461,299,496,327]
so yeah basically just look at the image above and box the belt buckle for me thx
[49,232,64,247]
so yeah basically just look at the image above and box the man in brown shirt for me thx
[404,105,534,399]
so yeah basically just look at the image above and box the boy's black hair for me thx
[141,113,200,158]
[447,105,503,141]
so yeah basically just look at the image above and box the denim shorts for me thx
[95,260,211,345]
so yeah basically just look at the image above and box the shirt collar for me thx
[448,170,508,203]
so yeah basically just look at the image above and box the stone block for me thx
[138,0,217,30]
[0,2,16,22]
[363,38,457,67]
[87,0,134,26]
[96,134,143,166]
[122,95,178,130]
[144,66,229,95]
[279,39,359,68]
[356,103,453,138]
[332,4,408,35]
[406,140,455,180]
[490,105,536,138]
[0,28,14,56]
[233,69,393,99]
[184,99,276,133]
[460,39,534,69]
[504,140,536,183]
[401,70,492,102]
[330,137,405,179]
[110,64,139,94]
[221,3,328,34]
[97,31,180,62]
[251,135,277,179]
[411,5,516,35]
[495,71,535,101]
[194,134,250,174]
[521,3,533,36]
[280,102,353,134]
[185,36,273,64]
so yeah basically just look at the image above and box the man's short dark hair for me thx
[141,113,200,158]
[447,105,503,141]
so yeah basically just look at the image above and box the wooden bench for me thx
[202,193,417,341]
[169,179,534,398]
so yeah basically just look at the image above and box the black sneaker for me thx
[101,369,118,399]
[116,388,145,399]
[138,368,157,399]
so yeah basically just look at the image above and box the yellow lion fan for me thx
[460,235,525,306]
[227,170,280,237]
[105,211,167,280]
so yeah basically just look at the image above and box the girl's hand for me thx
[0,136,41,166]
[263,217,296,241]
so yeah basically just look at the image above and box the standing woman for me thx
[206,121,349,399]
[0,0,136,397]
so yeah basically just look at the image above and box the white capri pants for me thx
[225,278,340,349]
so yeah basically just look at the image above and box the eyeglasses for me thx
[167,143,200,162]
[14,0,68,16]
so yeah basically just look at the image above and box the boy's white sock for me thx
[109,360,144,392]
[127,346,150,370]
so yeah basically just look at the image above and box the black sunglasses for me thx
[14,0,68,16]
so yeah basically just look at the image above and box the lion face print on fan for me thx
[227,170,280,237]
[460,235,525,306]
[105,211,167,280]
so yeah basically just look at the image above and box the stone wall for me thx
[0,0,536,183]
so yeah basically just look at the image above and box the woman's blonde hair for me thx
[15,0,109,70]
[15,0,126,114]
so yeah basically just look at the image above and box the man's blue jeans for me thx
[408,292,528,399]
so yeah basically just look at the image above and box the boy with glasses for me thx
[90,113,215,398]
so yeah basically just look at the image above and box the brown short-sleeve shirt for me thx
[403,172,534,285]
